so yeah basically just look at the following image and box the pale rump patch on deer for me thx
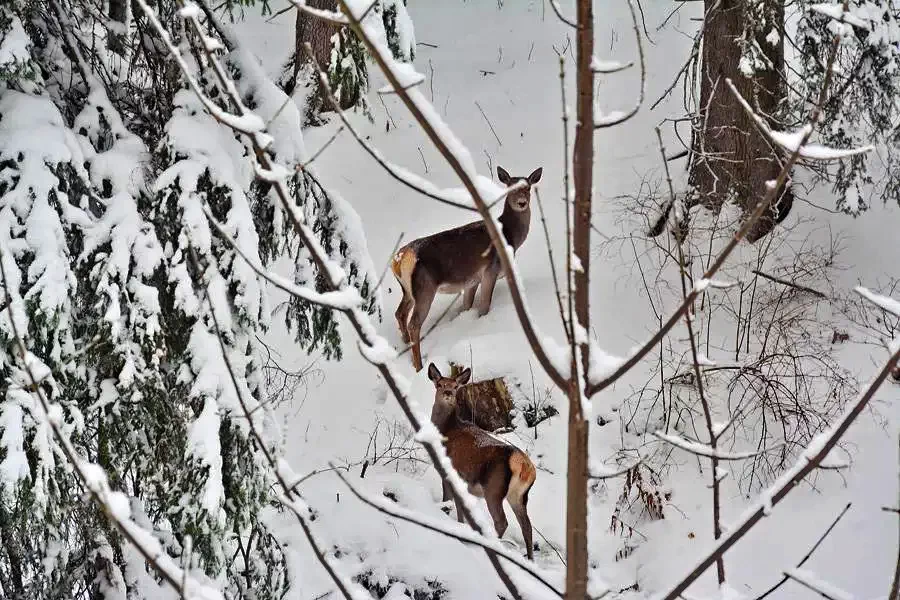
[391,165,543,371]
[427,363,537,560]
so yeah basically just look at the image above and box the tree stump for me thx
[449,363,513,432]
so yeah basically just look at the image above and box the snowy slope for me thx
[236,1,899,598]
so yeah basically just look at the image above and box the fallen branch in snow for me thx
[593,0,646,129]
[141,3,532,598]
[657,331,900,599]
[331,467,565,598]
[0,244,224,600]
[587,459,642,480]
[752,502,852,600]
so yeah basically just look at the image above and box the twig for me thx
[297,125,346,171]
[753,502,852,600]
[548,0,578,27]
[535,188,571,345]
[751,269,827,299]
[475,101,503,146]
[373,232,405,293]
[783,569,854,600]
[593,0,646,129]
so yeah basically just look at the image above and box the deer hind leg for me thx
[484,466,511,538]
[407,270,437,372]
[395,288,413,344]
[441,478,451,503]
[462,283,478,311]
[507,452,536,560]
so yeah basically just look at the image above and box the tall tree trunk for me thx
[687,0,789,243]
[567,0,594,597]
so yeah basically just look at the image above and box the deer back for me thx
[443,422,515,486]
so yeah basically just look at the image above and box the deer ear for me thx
[497,166,512,185]
[527,167,543,185]
[427,363,441,383]
[455,368,471,386]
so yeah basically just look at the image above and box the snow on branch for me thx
[140,3,535,597]
[593,0,646,129]
[285,0,350,24]
[783,569,855,600]
[653,432,784,461]
[0,245,224,600]
[810,3,869,29]
[726,79,874,161]
[656,332,900,600]
[856,286,900,318]
[548,0,578,28]
[337,0,570,392]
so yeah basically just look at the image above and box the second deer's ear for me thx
[456,368,471,386]
[527,167,543,185]
[497,166,512,185]
[427,363,441,383]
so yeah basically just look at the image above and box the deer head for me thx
[497,166,542,213]
[428,363,471,431]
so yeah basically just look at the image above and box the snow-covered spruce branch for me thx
[656,334,900,600]
[652,432,784,461]
[304,47,523,212]
[333,0,570,391]
[593,0,646,129]
[190,250,364,600]
[331,467,565,597]
[0,246,224,600]
[586,14,850,398]
[138,3,529,598]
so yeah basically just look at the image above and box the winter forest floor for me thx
[234,1,897,598]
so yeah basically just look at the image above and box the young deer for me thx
[428,363,536,560]
[392,166,543,371]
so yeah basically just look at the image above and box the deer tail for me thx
[506,450,536,503]
[391,247,417,300]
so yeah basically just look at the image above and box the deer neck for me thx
[499,204,531,251]
[432,402,461,436]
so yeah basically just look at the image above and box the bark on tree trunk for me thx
[293,0,356,113]
[687,0,789,243]
[567,0,595,597]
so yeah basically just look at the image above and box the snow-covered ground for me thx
[236,1,898,598]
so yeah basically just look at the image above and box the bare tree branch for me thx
[593,0,646,129]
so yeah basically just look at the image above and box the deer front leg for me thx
[476,265,500,317]
[462,283,478,311]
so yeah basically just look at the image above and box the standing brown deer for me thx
[391,166,543,371]
[428,363,536,560]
